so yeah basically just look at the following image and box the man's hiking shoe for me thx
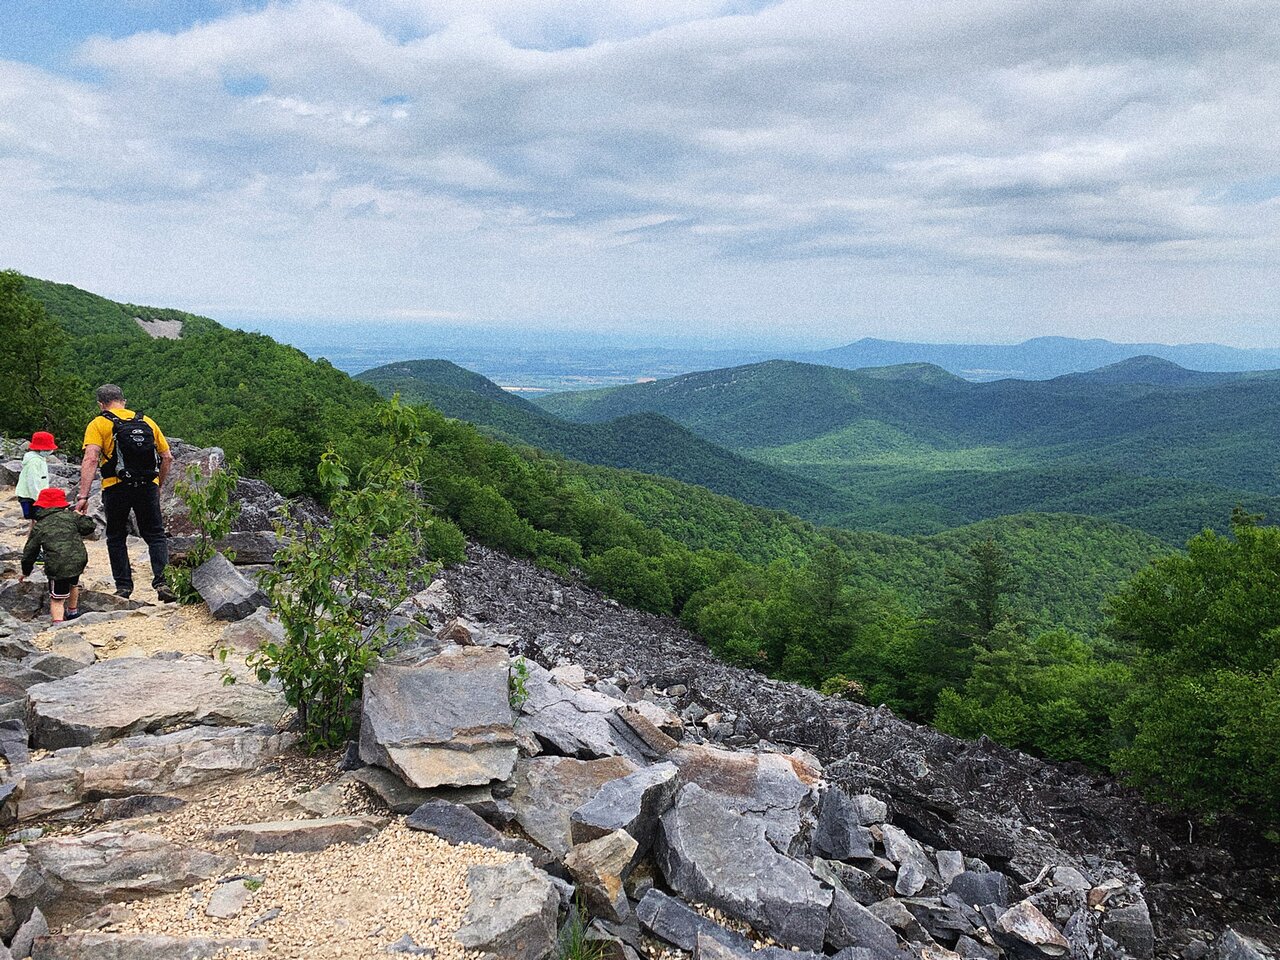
[114,588,132,599]
[155,585,178,603]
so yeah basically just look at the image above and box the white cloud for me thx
[0,0,1278,342]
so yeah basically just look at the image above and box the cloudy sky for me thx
[1,0,1278,345]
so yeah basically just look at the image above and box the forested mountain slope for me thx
[538,358,1280,542]
[357,359,854,519]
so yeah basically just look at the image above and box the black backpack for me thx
[101,411,160,486]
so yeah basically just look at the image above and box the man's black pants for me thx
[103,483,169,594]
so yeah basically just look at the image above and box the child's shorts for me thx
[50,576,79,600]
[18,497,33,519]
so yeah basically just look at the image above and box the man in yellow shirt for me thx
[75,384,176,602]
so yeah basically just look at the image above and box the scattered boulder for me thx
[211,815,386,853]
[668,743,820,854]
[813,787,876,861]
[826,886,901,954]
[948,870,1011,910]
[1102,901,1155,960]
[881,823,937,896]
[358,646,518,789]
[570,761,678,855]
[406,799,539,861]
[10,905,47,958]
[168,531,282,567]
[30,933,266,959]
[518,661,650,763]
[190,553,267,622]
[1,725,293,823]
[510,755,637,858]
[205,879,257,919]
[1213,929,1275,960]
[347,765,434,814]
[636,889,754,954]
[286,782,346,818]
[454,859,559,960]
[656,783,832,951]
[28,830,231,906]
[994,900,1070,957]
[49,635,95,666]
[215,608,283,657]
[0,582,45,622]
[564,829,638,922]
[93,795,187,822]
[0,719,29,767]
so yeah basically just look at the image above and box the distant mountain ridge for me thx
[356,359,855,520]
[536,356,1280,543]
[799,335,1280,381]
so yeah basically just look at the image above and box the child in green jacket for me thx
[20,487,95,623]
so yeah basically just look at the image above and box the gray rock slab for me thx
[880,823,937,896]
[564,829,638,923]
[995,900,1070,956]
[656,783,831,952]
[191,553,267,622]
[570,761,678,854]
[31,934,266,959]
[215,608,283,656]
[636,889,754,954]
[29,830,231,905]
[519,661,649,763]
[25,657,285,749]
[948,870,1011,910]
[10,905,47,958]
[510,755,637,858]
[1,724,293,823]
[1101,901,1154,960]
[668,742,821,855]
[813,787,876,861]
[359,646,517,789]
[211,816,386,853]
[454,859,559,960]
[93,794,187,822]
[1213,930,1276,960]
[827,887,901,954]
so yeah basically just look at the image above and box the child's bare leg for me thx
[50,596,66,622]
[67,585,80,615]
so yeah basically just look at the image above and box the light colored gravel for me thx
[108,821,509,960]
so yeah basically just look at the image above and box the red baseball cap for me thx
[29,432,57,452]
[33,488,70,509]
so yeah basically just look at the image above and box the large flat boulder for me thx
[1,725,294,823]
[359,646,517,789]
[25,657,286,749]
[510,755,637,858]
[454,859,559,960]
[191,553,267,622]
[28,830,231,906]
[655,783,832,952]
[668,743,821,854]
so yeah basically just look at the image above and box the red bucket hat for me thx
[33,488,70,509]
[29,432,57,452]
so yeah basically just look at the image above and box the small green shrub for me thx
[556,897,607,960]
[168,461,241,604]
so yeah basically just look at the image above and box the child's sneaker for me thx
[64,610,81,621]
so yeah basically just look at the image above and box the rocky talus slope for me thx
[0,441,1275,960]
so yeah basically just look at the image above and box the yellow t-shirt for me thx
[83,408,170,488]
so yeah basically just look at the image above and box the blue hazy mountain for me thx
[799,336,1280,381]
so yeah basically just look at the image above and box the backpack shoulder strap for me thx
[132,411,145,421]
[101,411,123,425]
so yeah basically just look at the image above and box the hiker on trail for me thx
[20,487,95,623]
[75,384,176,602]
[16,431,57,533]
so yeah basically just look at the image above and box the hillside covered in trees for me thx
[537,358,1280,543]
[5,270,1278,830]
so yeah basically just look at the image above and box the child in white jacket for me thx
[16,431,57,533]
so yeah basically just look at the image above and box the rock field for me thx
[0,440,1275,960]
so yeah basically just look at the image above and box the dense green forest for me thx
[6,271,1278,829]
[537,358,1280,544]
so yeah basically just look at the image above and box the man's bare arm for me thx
[157,450,173,487]
[77,444,101,514]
